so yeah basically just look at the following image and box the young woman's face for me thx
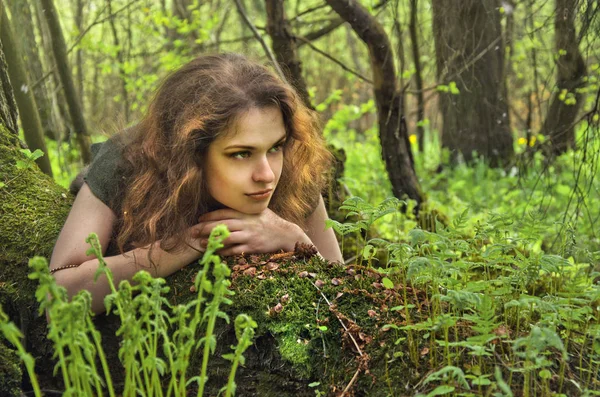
[204,106,286,214]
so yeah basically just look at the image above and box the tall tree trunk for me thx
[540,0,586,155]
[6,0,57,141]
[0,1,53,176]
[106,0,130,123]
[40,0,92,164]
[325,0,424,205]
[265,0,313,109]
[431,0,513,166]
[32,0,69,141]
[74,0,84,104]
[409,0,425,153]
[0,37,18,137]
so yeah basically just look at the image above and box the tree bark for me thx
[40,0,92,164]
[409,0,425,153]
[6,0,58,141]
[0,20,17,138]
[325,0,424,205]
[106,0,130,123]
[265,0,313,109]
[0,1,53,176]
[540,0,586,155]
[431,0,514,166]
[74,0,84,104]
[31,0,69,141]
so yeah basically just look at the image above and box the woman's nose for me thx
[252,156,275,183]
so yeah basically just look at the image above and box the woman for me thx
[50,53,343,314]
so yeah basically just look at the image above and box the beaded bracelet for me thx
[49,264,82,274]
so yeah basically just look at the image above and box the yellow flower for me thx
[529,136,536,147]
[409,134,417,144]
[518,137,527,145]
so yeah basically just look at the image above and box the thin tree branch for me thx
[290,3,329,21]
[295,35,373,84]
[234,0,287,83]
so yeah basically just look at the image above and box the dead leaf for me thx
[243,267,257,276]
[269,303,283,316]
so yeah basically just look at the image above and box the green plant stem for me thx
[56,345,72,391]
[88,317,116,397]
[198,285,225,396]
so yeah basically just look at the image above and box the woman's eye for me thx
[269,143,284,153]
[230,151,250,159]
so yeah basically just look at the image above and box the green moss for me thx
[272,332,312,378]
[0,343,22,397]
[0,124,72,305]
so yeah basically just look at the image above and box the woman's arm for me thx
[50,183,204,314]
[195,195,343,263]
[304,196,343,263]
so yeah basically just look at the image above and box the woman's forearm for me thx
[53,241,203,314]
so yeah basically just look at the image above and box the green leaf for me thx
[382,277,394,289]
[29,149,44,161]
[471,376,491,386]
[15,160,28,169]
[426,385,455,397]
[538,369,552,379]
[449,81,460,95]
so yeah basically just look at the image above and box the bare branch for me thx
[295,35,372,84]
[234,0,287,83]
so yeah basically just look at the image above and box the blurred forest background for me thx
[2,0,599,255]
[2,0,600,395]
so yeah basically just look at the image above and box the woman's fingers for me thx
[199,209,244,222]
[222,231,248,246]
[218,244,250,257]
[198,231,247,250]
[192,219,244,238]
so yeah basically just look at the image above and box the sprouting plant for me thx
[1,149,46,188]
[16,148,45,170]
[29,255,115,397]
[328,196,406,264]
[513,326,568,397]
[11,224,256,397]
[419,365,470,396]
[220,314,258,397]
[0,305,42,397]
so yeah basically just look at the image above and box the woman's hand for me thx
[192,209,310,256]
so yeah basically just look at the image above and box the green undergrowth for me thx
[166,196,600,395]
[323,99,600,261]
[0,225,257,397]
[2,197,599,395]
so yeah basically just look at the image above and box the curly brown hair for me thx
[114,53,332,253]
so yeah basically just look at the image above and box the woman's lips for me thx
[246,189,272,200]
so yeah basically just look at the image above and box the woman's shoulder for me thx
[82,129,134,210]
